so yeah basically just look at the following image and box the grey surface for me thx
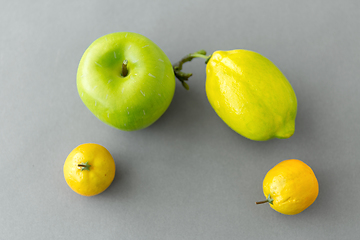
[1,0,359,239]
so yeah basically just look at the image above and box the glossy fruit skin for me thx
[63,143,116,197]
[77,32,175,131]
[263,159,319,215]
[206,50,297,141]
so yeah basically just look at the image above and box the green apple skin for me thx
[77,32,175,131]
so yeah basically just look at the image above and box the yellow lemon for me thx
[256,159,319,215]
[63,143,116,196]
[205,50,297,141]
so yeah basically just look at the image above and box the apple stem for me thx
[122,60,128,77]
[255,200,269,205]
[173,50,212,90]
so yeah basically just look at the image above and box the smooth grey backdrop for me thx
[1,0,359,239]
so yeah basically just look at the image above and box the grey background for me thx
[1,0,359,239]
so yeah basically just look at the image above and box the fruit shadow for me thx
[100,156,133,199]
[146,80,211,135]
[290,83,318,143]
[303,168,335,218]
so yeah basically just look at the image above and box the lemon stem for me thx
[78,162,91,171]
[255,194,274,205]
[173,50,212,90]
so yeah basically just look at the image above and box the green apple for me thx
[77,32,175,131]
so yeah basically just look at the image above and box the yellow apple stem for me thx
[173,50,212,90]
[255,200,269,204]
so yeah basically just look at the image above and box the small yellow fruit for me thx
[206,50,297,141]
[257,159,319,215]
[63,143,116,196]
